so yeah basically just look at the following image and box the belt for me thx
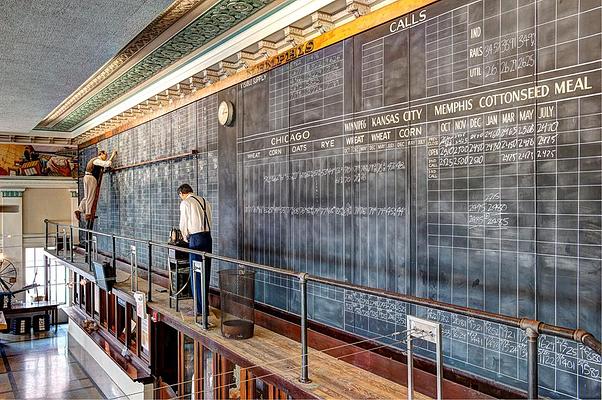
[85,172,93,175]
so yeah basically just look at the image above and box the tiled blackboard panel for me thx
[199,94,220,286]
[172,157,198,194]
[117,129,134,168]
[78,146,97,177]
[172,103,197,155]
[117,169,134,260]
[135,124,151,164]
[151,114,172,160]
[151,161,174,269]
[133,165,151,266]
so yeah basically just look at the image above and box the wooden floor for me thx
[53,251,431,400]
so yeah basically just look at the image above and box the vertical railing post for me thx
[147,242,152,302]
[435,323,443,400]
[130,245,138,292]
[192,260,199,326]
[111,235,116,271]
[45,254,50,301]
[69,225,74,262]
[407,329,414,400]
[89,236,97,271]
[85,229,90,264]
[92,236,98,259]
[526,328,539,399]
[299,273,310,383]
[44,220,49,250]
[193,258,209,330]
[199,258,208,330]
[62,229,67,258]
[55,224,59,254]
[87,233,91,270]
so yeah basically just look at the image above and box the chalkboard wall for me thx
[81,0,602,397]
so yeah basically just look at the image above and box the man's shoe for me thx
[74,210,81,221]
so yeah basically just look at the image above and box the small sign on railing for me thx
[407,315,443,400]
[134,291,146,319]
[130,245,138,292]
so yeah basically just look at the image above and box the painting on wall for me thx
[0,144,77,178]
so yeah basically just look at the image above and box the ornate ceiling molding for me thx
[0,134,74,146]
[75,0,424,146]
[35,0,205,130]
[0,178,77,190]
[36,0,274,133]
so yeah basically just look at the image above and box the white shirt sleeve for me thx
[179,201,189,241]
[93,158,112,168]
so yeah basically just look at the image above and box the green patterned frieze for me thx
[1,191,24,198]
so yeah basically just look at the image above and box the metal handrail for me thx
[44,219,602,399]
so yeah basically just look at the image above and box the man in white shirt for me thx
[178,183,213,316]
[76,150,116,221]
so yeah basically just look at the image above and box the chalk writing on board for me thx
[345,291,407,325]
[262,161,406,184]
[244,206,406,217]
[468,192,510,229]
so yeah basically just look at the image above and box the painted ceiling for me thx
[34,0,275,133]
[0,0,174,133]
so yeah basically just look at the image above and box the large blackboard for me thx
[235,0,602,397]
[82,0,602,397]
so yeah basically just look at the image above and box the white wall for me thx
[0,177,77,300]
[22,188,73,235]
[68,321,151,399]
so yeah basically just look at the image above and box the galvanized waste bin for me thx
[219,268,255,339]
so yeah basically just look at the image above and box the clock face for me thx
[218,101,233,126]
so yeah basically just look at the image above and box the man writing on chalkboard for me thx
[178,184,213,317]
[75,150,116,221]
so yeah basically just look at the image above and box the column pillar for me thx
[1,189,25,301]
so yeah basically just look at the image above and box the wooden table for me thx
[2,301,59,332]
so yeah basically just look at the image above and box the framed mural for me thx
[0,144,77,178]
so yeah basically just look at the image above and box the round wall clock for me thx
[218,100,234,126]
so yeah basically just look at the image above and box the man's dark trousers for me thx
[189,232,212,316]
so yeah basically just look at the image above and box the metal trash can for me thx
[219,268,255,340]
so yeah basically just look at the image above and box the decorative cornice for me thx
[77,0,439,147]
[0,177,77,190]
[35,0,205,130]
[36,0,275,133]
[0,133,75,146]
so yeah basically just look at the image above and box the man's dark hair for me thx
[177,184,193,194]
[99,150,107,156]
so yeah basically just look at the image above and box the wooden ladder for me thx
[83,170,104,263]
[86,169,104,231]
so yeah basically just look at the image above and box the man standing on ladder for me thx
[178,184,212,317]
[75,149,116,221]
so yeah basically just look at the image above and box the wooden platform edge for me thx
[64,306,153,384]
